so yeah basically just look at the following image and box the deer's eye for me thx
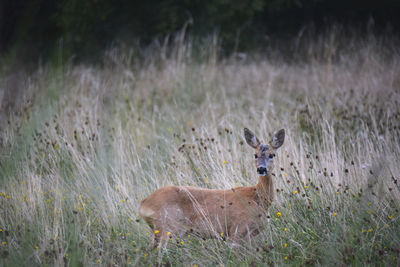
[254,154,258,159]
[269,154,275,159]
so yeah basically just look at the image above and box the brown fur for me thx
[139,128,284,247]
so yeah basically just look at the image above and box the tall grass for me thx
[1,29,400,266]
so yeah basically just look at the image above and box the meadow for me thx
[1,29,400,266]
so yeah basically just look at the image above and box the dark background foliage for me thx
[1,0,400,62]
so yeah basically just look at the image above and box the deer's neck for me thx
[255,174,274,206]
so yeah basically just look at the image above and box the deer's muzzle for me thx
[257,166,267,176]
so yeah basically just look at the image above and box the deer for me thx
[139,128,285,247]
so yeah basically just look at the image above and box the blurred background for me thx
[1,0,400,63]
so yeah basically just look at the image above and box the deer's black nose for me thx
[257,167,267,174]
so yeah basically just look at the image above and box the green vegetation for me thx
[2,0,400,60]
[1,31,399,266]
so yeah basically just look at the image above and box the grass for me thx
[1,29,400,266]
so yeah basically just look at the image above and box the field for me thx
[1,30,400,266]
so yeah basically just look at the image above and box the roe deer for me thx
[139,128,285,247]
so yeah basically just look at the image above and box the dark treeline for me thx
[1,0,400,62]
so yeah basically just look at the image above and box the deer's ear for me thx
[244,128,260,148]
[270,129,285,149]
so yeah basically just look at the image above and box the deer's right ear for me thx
[244,128,260,148]
[270,129,285,149]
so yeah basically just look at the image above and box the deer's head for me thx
[244,128,285,176]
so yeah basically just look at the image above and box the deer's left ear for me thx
[244,128,260,148]
[270,129,285,149]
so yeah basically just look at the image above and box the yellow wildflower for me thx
[368,228,373,232]
[293,190,298,195]
[220,232,224,237]
[284,243,288,248]
[276,212,282,217]
[284,228,288,232]
[2,241,7,245]
[154,230,160,234]
[223,160,227,165]
[180,241,185,245]
[167,232,171,236]
[333,212,337,217]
